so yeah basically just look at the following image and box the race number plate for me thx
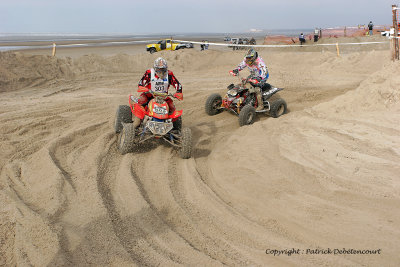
[153,106,168,115]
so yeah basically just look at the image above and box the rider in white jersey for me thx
[230,48,270,111]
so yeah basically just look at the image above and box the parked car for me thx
[224,36,231,41]
[228,38,240,49]
[146,39,193,54]
[181,42,194,48]
[381,29,394,37]
[229,37,248,50]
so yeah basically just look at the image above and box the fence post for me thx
[336,43,340,57]
[52,43,56,57]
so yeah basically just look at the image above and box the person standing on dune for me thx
[368,21,374,36]
[314,28,319,42]
[299,33,306,45]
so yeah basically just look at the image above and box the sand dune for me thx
[0,44,399,266]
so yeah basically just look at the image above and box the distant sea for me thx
[0,30,314,52]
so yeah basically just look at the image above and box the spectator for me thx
[205,40,209,50]
[200,40,205,51]
[231,38,238,51]
[299,33,306,45]
[314,28,319,42]
[368,21,374,36]
[237,38,243,50]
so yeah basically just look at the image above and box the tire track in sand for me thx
[126,144,226,266]
[96,140,207,266]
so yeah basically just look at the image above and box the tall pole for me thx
[392,5,399,61]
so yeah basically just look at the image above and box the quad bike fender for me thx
[169,110,183,121]
[261,87,284,99]
[133,103,147,119]
[129,94,138,107]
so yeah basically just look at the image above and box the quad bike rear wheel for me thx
[269,98,287,118]
[118,123,136,155]
[180,127,192,159]
[238,105,256,126]
[205,93,222,116]
[114,105,132,133]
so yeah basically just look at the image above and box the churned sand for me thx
[0,36,399,266]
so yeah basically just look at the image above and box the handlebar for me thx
[228,72,262,88]
[137,86,182,100]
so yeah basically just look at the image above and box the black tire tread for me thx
[118,123,136,155]
[173,117,182,131]
[269,98,287,118]
[205,93,222,116]
[114,105,132,133]
[180,127,192,159]
[238,105,256,126]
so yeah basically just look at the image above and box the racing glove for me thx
[229,69,239,76]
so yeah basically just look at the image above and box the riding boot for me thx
[256,91,264,111]
[132,116,141,129]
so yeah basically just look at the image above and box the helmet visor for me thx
[155,67,167,78]
[245,57,255,65]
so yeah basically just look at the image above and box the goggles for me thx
[155,68,167,76]
[245,57,255,65]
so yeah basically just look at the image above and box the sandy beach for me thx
[0,34,399,266]
[0,36,267,58]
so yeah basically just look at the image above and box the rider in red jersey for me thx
[133,57,183,129]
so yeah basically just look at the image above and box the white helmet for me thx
[154,57,168,78]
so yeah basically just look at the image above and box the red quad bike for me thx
[205,74,287,126]
[114,86,192,159]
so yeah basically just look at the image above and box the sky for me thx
[0,0,396,34]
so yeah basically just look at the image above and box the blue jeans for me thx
[369,30,373,36]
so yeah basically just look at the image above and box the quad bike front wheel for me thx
[238,105,256,126]
[269,98,287,118]
[205,93,222,116]
[118,123,136,155]
[114,105,132,133]
[173,117,182,131]
[180,127,192,159]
